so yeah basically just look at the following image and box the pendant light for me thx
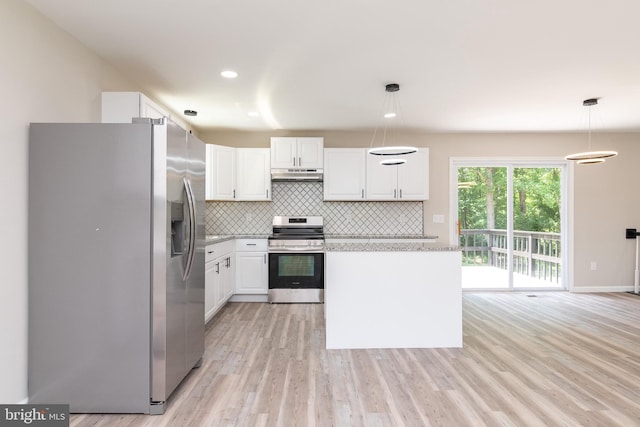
[565,98,618,165]
[368,83,418,165]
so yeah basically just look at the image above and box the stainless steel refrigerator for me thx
[28,118,205,414]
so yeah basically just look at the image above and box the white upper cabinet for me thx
[236,148,271,201]
[297,137,324,168]
[101,92,190,130]
[397,149,430,200]
[206,146,272,201]
[270,137,296,169]
[100,91,188,129]
[366,154,398,200]
[323,148,366,200]
[366,148,429,200]
[207,144,236,200]
[270,137,323,169]
[101,92,168,122]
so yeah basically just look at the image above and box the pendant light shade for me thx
[565,151,617,162]
[565,98,618,164]
[368,146,418,156]
[368,83,418,164]
[380,158,407,166]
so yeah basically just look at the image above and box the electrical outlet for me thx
[590,261,597,271]
[399,214,407,224]
[245,213,253,222]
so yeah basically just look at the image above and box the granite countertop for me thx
[325,242,460,252]
[205,234,269,244]
[325,234,439,240]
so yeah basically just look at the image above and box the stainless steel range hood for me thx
[271,168,323,182]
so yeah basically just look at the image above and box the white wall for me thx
[0,0,136,403]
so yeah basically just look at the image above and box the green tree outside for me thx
[458,167,560,233]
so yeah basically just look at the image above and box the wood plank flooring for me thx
[70,292,640,426]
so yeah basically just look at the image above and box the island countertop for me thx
[325,234,439,240]
[325,241,460,252]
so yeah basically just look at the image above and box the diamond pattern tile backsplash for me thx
[206,182,423,235]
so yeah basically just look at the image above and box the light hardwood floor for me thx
[71,292,640,426]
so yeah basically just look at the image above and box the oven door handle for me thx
[268,248,325,254]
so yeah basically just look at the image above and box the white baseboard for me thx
[229,294,268,303]
[571,286,635,293]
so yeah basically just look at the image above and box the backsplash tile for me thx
[205,182,423,235]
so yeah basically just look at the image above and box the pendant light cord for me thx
[587,103,592,151]
[369,91,391,149]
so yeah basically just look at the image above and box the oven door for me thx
[268,251,324,289]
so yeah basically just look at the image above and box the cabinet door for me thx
[205,260,220,323]
[237,148,271,200]
[139,93,169,119]
[270,137,297,168]
[222,255,235,300]
[209,145,236,200]
[397,148,429,200]
[205,145,214,200]
[235,252,268,294]
[324,148,366,200]
[101,91,170,122]
[366,154,397,200]
[297,137,324,169]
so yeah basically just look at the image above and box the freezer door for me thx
[28,123,152,413]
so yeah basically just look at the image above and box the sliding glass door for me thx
[454,161,567,291]
[458,166,509,289]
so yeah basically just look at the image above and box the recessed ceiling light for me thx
[221,70,238,79]
[384,112,397,118]
[247,111,260,117]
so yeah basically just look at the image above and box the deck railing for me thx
[459,229,561,284]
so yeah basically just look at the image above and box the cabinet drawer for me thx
[206,240,234,262]
[235,239,268,252]
[205,246,217,263]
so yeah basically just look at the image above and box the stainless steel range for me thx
[268,216,324,303]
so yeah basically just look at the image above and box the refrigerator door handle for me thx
[182,177,197,281]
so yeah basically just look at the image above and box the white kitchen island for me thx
[325,242,462,349]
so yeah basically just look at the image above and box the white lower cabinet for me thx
[234,239,268,295]
[204,257,219,323]
[205,238,269,316]
[205,240,234,323]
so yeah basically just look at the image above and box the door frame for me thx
[449,157,574,291]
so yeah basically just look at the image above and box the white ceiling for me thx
[25,0,640,133]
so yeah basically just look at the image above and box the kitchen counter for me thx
[205,234,269,244]
[325,242,459,252]
[325,234,439,240]
[325,245,462,350]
